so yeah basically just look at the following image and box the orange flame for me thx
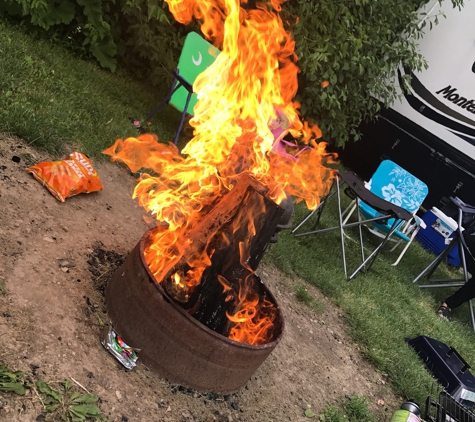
[103,0,336,345]
[225,273,278,345]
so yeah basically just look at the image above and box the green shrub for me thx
[0,0,464,146]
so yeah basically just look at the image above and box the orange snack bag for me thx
[26,152,104,202]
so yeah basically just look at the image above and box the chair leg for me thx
[173,91,193,145]
[341,201,357,225]
[412,236,459,284]
[391,227,420,266]
[355,200,366,268]
[348,218,400,280]
[336,178,347,279]
[145,73,182,123]
[470,300,475,331]
[291,209,317,234]
[291,179,338,235]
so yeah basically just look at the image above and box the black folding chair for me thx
[137,69,194,145]
[413,196,475,330]
[292,171,413,280]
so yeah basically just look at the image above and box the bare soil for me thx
[0,135,400,421]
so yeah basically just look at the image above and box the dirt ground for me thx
[0,134,401,421]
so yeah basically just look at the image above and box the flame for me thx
[226,274,278,345]
[103,0,337,345]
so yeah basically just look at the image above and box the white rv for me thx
[340,0,475,209]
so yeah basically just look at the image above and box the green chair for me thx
[137,32,220,145]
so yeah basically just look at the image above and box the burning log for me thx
[160,173,284,336]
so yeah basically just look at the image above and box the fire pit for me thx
[102,0,336,396]
[106,229,284,393]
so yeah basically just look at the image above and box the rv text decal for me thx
[436,86,475,114]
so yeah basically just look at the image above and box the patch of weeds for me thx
[0,364,26,395]
[318,405,346,422]
[0,280,7,296]
[344,395,376,421]
[318,395,377,422]
[295,285,324,314]
[36,379,107,421]
[0,363,107,421]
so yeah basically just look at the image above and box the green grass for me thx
[0,17,186,159]
[295,284,325,314]
[319,395,378,422]
[2,15,475,421]
[267,196,475,407]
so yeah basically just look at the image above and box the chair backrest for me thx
[366,160,429,213]
[170,32,221,114]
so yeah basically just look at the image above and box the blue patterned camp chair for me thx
[292,160,428,279]
[356,160,429,265]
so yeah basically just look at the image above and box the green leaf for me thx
[305,408,315,417]
[44,403,60,413]
[0,381,26,395]
[64,379,72,392]
[71,393,99,404]
[68,408,87,422]
[92,42,117,72]
[71,403,101,417]
[36,380,62,402]
[0,365,24,381]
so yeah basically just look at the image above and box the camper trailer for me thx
[339,0,475,209]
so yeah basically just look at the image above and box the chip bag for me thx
[26,152,103,202]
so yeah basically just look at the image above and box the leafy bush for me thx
[0,0,464,146]
[0,0,185,84]
[284,0,463,145]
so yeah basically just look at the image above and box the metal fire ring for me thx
[105,229,284,393]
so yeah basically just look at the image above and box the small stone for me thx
[166,406,172,412]
[116,391,122,400]
[43,236,55,243]
[57,258,75,268]
[61,267,69,273]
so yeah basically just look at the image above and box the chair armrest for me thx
[339,171,413,222]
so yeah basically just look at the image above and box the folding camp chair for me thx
[413,196,475,330]
[292,160,428,279]
[342,160,429,266]
[132,32,220,145]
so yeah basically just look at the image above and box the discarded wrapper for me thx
[101,326,139,370]
[26,151,103,202]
